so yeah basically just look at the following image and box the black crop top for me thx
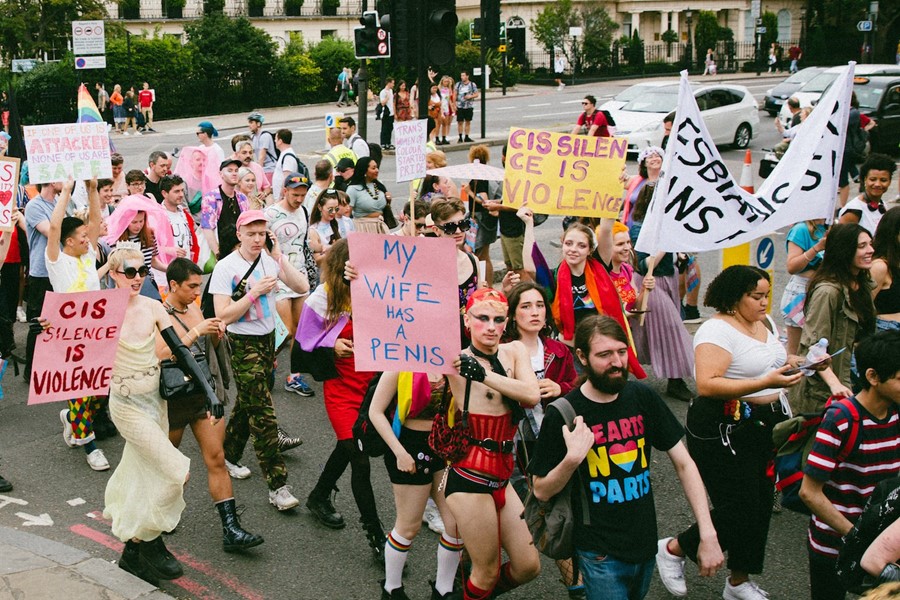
[875,274,900,315]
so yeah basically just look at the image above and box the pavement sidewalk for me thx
[0,525,174,599]
[149,72,787,135]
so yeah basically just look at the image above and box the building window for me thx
[777,9,792,42]
[743,10,754,42]
[321,29,336,39]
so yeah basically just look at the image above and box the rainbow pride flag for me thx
[76,84,103,123]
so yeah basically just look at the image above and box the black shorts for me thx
[444,467,510,509]
[457,107,474,122]
[383,427,443,485]
[167,394,208,431]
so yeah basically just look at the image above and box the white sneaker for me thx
[16,307,26,322]
[723,579,769,600]
[60,409,76,448]
[134,131,142,136]
[655,537,687,597]
[122,131,129,136]
[225,460,251,479]
[268,485,300,511]
[558,83,566,90]
[86,449,110,471]
[422,500,445,534]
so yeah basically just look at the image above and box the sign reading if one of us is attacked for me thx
[502,128,628,218]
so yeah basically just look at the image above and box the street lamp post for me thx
[685,9,693,72]
[799,7,807,57]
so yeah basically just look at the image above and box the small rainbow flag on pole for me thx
[76,84,103,123]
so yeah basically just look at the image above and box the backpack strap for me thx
[830,398,862,466]
[547,397,591,526]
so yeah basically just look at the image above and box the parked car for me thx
[600,81,678,112]
[613,83,760,154]
[763,67,826,115]
[778,64,900,128]
[854,75,900,156]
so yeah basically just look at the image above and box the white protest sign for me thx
[24,122,113,184]
[0,156,21,233]
[394,119,428,183]
[635,65,853,254]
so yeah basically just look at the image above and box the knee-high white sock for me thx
[384,529,412,592]
[435,534,464,595]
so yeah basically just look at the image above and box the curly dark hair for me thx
[703,265,770,313]
[860,153,897,182]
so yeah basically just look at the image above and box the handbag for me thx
[522,397,591,560]
[428,379,471,464]
[382,203,398,230]
[159,312,215,401]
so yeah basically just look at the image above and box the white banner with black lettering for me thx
[635,63,855,255]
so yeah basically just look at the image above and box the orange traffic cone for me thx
[739,149,754,193]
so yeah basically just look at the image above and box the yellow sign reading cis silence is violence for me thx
[503,128,628,218]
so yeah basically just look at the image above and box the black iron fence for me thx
[119,0,363,20]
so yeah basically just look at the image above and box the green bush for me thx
[15,58,79,124]
[307,37,357,98]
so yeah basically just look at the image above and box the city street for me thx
[0,75,823,599]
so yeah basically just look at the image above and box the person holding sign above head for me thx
[838,154,896,236]
[155,258,264,554]
[293,239,387,560]
[45,178,111,471]
[210,210,309,511]
[102,243,223,586]
[790,223,876,415]
[441,288,541,600]
[369,369,462,600]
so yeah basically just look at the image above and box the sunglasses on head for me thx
[436,219,471,235]
[118,266,150,279]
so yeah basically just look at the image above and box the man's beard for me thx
[587,365,629,394]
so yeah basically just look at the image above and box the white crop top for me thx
[693,316,787,398]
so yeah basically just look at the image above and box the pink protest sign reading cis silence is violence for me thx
[28,289,130,405]
[348,233,460,374]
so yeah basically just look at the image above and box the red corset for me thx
[453,412,518,480]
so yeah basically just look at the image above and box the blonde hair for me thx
[864,583,900,599]
[427,151,447,168]
[107,248,143,272]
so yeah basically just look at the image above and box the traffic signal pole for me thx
[358,0,369,141]
[480,0,487,139]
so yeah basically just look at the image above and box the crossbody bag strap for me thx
[165,310,203,354]
[549,397,591,526]
[234,253,261,296]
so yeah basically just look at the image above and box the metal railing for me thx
[119,0,363,19]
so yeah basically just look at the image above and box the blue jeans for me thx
[576,549,654,600]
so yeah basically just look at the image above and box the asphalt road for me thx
[0,76,821,600]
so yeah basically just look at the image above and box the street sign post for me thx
[71,20,105,56]
[11,59,40,73]
[75,56,106,70]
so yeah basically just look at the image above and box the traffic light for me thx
[425,0,457,67]
[482,0,501,48]
[388,0,420,68]
[354,10,391,60]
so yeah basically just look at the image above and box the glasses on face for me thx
[325,207,340,214]
[414,222,427,230]
[117,265,150,279]
[436,219,471,235]
[581,101,590,105]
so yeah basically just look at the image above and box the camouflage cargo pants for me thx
[223,332,287,490]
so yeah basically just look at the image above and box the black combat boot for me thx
[216,498,265,552]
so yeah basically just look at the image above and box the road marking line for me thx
[67,498,86,506]
[529,103,552,107]
[495,106,516,110]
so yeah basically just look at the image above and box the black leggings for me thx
[313,439,379,524]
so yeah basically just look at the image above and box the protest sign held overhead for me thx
[28,289,130,404]
[24,122,112,184]
[394,119,427,184]
[0,156,20,233]
[503,128,628,218]
[348,233,460,374]
[636,64,854,255]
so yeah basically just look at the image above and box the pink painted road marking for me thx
[69,523,263,600]
[70,524,220,598]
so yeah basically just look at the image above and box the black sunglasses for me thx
[118,266,150,279]
[436,219,471,235]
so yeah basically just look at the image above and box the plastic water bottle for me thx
[801,338,829,376]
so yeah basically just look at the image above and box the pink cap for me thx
[235,210,268,229]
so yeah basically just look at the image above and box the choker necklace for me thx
[163,300,188,315]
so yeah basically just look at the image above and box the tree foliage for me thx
[184,13,277,89]
[580,2,618,70]
[0,0,109,62]
[531,0,617,71]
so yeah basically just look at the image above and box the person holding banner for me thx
[295,239,388,559]
[103,243,223,585]
[45,178,111,471]
[369,370,461,600]
[790,223,876,415]
[548,222,646,379]
[443,288,541,600]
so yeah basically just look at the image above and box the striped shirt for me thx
[805,397,900,557]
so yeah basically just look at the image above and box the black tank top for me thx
[875,272,900,314]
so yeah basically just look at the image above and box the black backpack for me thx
[353,373,395,457]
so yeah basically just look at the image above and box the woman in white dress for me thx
[102,244,222,585]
